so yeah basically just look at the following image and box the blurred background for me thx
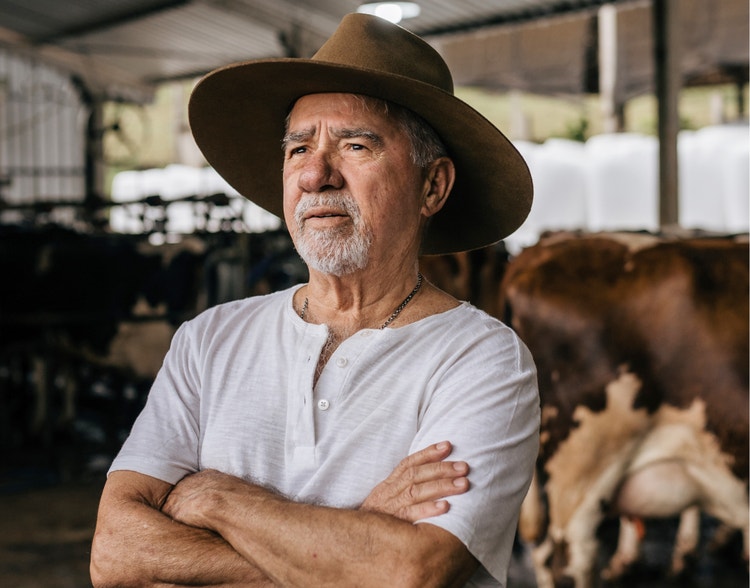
[0,1,747,586]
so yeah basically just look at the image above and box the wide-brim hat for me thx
[189,13,532,255]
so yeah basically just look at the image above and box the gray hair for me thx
[384,100,448,168]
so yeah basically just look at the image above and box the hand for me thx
[162,469,249,531]
[361,441,469,522]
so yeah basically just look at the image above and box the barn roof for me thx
[1,0,746,102]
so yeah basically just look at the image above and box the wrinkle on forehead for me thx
[282,93,395,148]
[282,126,384,151]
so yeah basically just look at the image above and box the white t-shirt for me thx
[110,285,540,587]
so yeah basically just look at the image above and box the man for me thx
[91,13,539,588]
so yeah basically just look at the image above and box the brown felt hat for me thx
[189,13,532,255]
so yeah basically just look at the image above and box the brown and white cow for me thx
[499,231,749,588]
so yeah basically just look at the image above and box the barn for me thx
[0,1,747,586]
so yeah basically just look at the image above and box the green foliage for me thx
[557,117,589,142]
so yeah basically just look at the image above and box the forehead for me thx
[288,93,399,130]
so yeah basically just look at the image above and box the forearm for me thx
[167,473,475,588]
[90,472,274,588]
[226,490,469,588]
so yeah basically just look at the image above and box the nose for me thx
[297,150,344,193]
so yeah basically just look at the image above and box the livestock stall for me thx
[0,214,307,484]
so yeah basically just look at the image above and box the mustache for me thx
[294,193,361,228]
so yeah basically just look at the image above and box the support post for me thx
[653,0,681,228]
[599,5,624,133]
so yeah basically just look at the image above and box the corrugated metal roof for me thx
[0,0,639,100]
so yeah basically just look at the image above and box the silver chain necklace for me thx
[299,273,423,330]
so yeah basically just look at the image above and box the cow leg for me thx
[530,536,558,588]
[60,362,77,427]
[31,355,48,438]
[532,532,599,588]
[563,510,604,588]
[670,505,700,575]
[686,461,749,565]
[532,503,603,588]
[601,516,643,580]
[602,507,703,580]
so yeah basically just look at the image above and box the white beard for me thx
[293,194,373,277]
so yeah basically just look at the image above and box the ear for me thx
[420,157,455,218]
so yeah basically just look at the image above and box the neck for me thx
[297,265,423,331]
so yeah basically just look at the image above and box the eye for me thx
[340,130,382,152]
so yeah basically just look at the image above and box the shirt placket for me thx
[285,325,326,476]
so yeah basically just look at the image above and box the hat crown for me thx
[313,14,454,95]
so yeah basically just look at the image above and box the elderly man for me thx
[91,13,539,588]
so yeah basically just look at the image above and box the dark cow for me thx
[0,224,307,469]
[0,225,160,352]
[499,231,749,588]
[419,242,509,314]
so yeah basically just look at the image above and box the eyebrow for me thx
[282,128,313,149]
[282,127,384,150]
[337,128,384,148]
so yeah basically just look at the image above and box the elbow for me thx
[89,532,115,588]
[400,568,441,588]
[391,552,470,588]
[89,559,110,588]
[89,551,110,588]
[394,527,478,588]
[90,528,134,588]
[395,563,462,588]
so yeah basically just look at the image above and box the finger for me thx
[384,461,469,493]
[395,458,469,488]
[405,473,470,506]
[398,499,451,523]
[372,461,466,501]
[393,476,470,523]
[394,441,454,472]
[360,443,468,516]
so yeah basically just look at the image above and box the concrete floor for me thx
[0,476,104,588]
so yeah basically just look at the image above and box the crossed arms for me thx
[90,441,478,587]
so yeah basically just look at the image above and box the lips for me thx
[304,208,348,221]
[294,194,359,229]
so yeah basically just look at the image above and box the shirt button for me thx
[318,399,330,411]
[336,357,348,368]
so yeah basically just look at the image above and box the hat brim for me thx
[189,59,533,255]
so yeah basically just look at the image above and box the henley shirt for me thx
[110,285,540,587]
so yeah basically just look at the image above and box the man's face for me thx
[282,93,427,276]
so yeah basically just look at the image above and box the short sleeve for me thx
[411,319,540,585]
[108,320,202,484]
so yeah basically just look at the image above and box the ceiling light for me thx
[357,2,421,24]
